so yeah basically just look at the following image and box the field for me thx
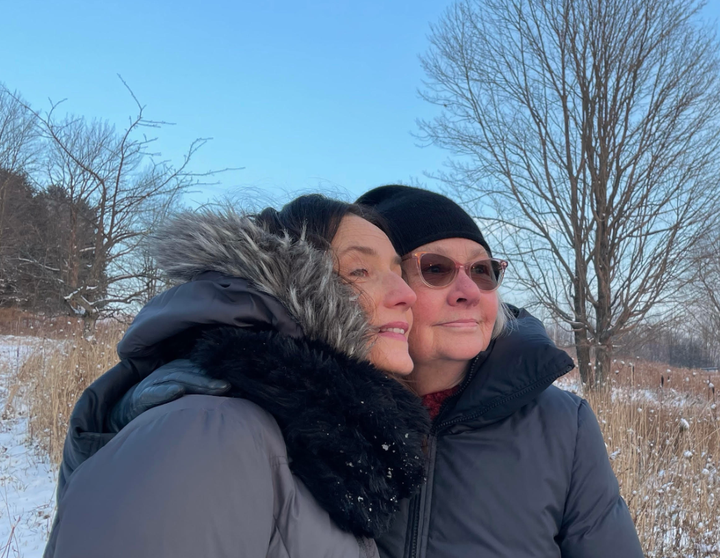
[1,313,718,557]
[556,362,719,556]
[0,314,122,557]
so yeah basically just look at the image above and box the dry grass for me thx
[2,324,122,464]
[559,360,720,557]
[3,321,719,556]
[0,309,84,338]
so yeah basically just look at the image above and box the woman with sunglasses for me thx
[44,195,430,558]
[357,185,643,558]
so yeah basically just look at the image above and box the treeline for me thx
[626,327,718,370]
[0,84,215,332]
[547,316,720,371]
[0,170,96,313]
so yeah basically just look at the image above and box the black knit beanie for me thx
[356,185,492,257]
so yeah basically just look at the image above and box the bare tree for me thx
[5,82,221,333]
[419,0,720,387]
[0,87,39,176]
[106,194,182,309]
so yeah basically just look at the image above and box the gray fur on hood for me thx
[151,207,372,359]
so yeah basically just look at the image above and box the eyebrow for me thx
[339,245,402,266]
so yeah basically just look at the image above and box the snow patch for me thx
[1,335,59,558]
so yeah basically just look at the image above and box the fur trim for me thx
[151,208,371,359]
[192,326,430,539]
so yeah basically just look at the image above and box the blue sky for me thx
[3,1,719,206]
[3,0,456,205]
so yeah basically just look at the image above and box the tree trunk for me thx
[574,331,593,388]
[82,313,97,339]
[595,341,612,389]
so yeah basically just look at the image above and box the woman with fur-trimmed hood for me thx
[44,195,430,558]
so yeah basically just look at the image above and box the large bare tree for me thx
[418,0,720,387]
[0,88,41,302]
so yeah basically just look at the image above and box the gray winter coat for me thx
[375,308,644,558]
[45,210,430,558]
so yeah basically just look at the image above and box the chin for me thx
[388,359,414,376]
[370,354,413,376]
[456,331,493,353]
[373,354,414,376]
[370,341,414,376]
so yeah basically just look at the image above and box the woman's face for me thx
[332,215,416,375]
[402,238,499,368]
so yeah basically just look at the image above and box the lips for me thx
[377,321,409,341]
[437,319,479,328]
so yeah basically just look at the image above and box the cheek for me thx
[481,294,500,325]
[369,336,413,375]
[352,284,379,321]
[408,292,438,330]
[369,342,384,367]
[406,316,425,350]
[406,297,435,354]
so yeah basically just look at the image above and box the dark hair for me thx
[253,194,387,252]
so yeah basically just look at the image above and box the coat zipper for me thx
[404,471,420,558]
[404,354,572,557]
[405,354,482,558]
[406,433,436,558]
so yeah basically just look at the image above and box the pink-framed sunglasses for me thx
[403,252,508,291]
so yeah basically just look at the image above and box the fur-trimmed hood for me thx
[57,207,429,541]
[151,208,372,360]
[148,208,430,537]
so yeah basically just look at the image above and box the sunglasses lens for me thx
[469,260,502,290]
[419,253,457,287]
[416,254,506,291]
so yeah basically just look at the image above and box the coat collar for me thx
[435,307,575,431]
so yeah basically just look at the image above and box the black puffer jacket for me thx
[375,307,643,558]
[46,210,430,558]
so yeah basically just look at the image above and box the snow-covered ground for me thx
[0,336,57,558]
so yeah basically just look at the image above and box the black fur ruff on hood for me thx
[151,208,430,538]
[192,326,430,539]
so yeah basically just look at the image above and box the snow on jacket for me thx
[45,209,430,558]
[375,307,644,558]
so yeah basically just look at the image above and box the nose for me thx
[447,267,481,306]
[385,271,417,309]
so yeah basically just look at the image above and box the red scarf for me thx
[421,386,460,420]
